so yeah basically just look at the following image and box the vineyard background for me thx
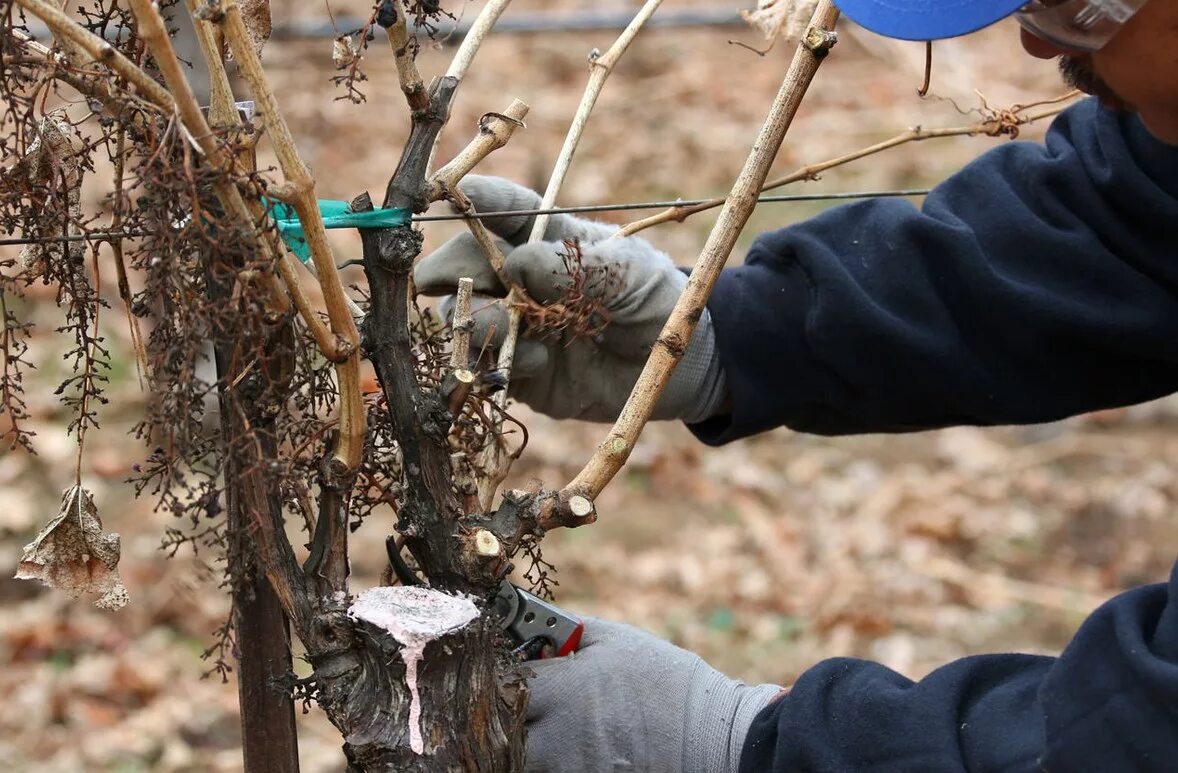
[5,2,1177,769]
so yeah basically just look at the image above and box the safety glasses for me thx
[1016,0,1148,52]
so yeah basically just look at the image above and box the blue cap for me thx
[834,0,1028,40]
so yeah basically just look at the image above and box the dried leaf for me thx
[741,0,819,42]
[14,485,129,610]
[13,112,86,276]
[237,0,272,57]
[332,36,360,70]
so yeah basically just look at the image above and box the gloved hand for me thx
[524,617,783,773]
[414,176,727,423]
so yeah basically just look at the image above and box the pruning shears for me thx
[490,580,583,660]
[386,536,583,661]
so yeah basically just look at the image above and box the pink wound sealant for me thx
[348,585,479,754]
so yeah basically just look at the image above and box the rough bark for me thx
[315,616,525,772]
[258,73,533,771]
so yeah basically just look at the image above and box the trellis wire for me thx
[0,187,932,246]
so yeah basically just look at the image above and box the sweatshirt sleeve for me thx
[738,558,1178,773]
[691,99,1178,443]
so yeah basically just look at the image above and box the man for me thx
[416,0,1178,769]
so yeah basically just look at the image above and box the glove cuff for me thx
[682,663,782,773]
[728,683,783,771]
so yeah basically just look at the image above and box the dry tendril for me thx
[512,239,618,345]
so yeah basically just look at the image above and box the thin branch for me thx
[74,244,103,484]
[218,0,366,476]
[429,100,530,300]
[183,0,237,128]
[428,99,530,201]
[14,0,173,108]
[444,0,512,81]
[528,0,664,245]
[5,27,139,128]
[450,277,474,370]
[615,95,1077,238]
[556,1,842,526]
[447,187,510,288]
[476,0,664,511]
[427,0,513,171]
[107,127,148,385]
[381,0,427,111]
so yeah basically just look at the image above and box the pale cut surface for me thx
[348,586,480,754]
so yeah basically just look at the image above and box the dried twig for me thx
[477,0,665,511]
[426,0,513,171]
[429,99,530,200]
[615,93,1078,237]
[528,0,664,245]
[4,28,145,133]
[556,0,842,526]
[450,277,474,370]
[917,40,932,97]
[218,0,366,475]
[14,0,173,107]
[382,0,426,111]
[106,128,148,384]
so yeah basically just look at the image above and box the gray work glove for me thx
[414,176,726,423]
[524,617,783,773]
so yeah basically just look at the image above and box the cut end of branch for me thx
[568,495,593,518]
[537,491,597,531]
[473,529,501,557]
[348,585,479,644]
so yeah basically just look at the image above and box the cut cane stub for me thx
[568,495,594,518]
[473,529,501,556]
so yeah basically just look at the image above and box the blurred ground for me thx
[5,1,1177,770]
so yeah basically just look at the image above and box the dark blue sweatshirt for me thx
[691,99,1178,772]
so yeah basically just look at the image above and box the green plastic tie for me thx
[266,199,411,263]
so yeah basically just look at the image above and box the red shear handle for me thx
[553,618,584,658]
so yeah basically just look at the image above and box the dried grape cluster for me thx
[0,0,518,602]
